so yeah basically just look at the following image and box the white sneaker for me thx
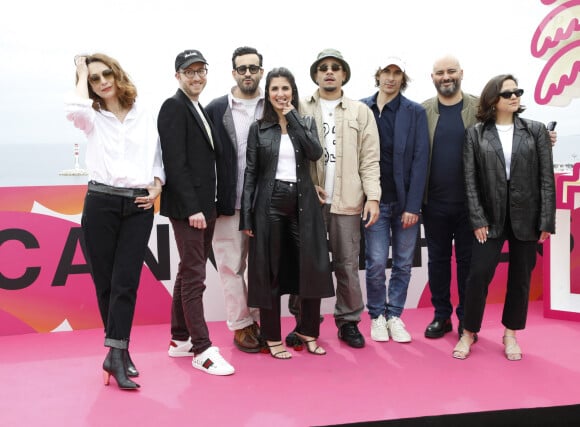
[370,314,389,342]
[168,338,194,357]
[192,346,235,376]
[387,316,412,343]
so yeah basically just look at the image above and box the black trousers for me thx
[260,180,321,341]
[463,219,537,333]
[422,202,474,321]
[82,191,153,349]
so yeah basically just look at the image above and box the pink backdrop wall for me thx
[0,184,549,336]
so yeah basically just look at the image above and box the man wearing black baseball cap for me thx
[158,49,235,376]
[174,49,207,72]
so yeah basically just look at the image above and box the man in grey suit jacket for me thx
[158,49,234,376]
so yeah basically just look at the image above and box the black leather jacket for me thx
[240,109,334,308]
[463,116,555,240]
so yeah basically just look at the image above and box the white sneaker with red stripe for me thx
[168,338,194,357]
[192,346,235,376]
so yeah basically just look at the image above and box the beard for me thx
[320,83,339,93]
[238,77,259,95]
[436,79,460,98]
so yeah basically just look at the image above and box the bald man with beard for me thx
[421,55,479,341]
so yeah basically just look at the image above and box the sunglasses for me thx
[235,65,261,75]
[318,64,342,72]
[88,69,114,83]
[498,89,524,99]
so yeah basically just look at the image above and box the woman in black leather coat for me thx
[453,74,555,361]
[240,67,334,359]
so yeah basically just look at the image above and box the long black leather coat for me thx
[463,116,555,240]
[240,109,334,309]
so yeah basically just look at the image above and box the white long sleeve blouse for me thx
[65,95,165,188]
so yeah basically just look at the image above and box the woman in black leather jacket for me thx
[240,67,334,359]
[453,74,555,361]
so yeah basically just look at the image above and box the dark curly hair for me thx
[75,53,137,112]
[476,74,526,123]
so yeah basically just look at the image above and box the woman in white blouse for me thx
[65,53,164,389]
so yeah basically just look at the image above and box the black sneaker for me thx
[338,322,365,348]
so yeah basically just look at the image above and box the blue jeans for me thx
[364,202,418,319]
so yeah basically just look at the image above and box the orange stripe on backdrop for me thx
[0,185,87,214]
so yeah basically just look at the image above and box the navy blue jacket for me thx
[360,93,430,215]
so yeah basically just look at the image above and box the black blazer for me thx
[158,89,220,220]
[464,116,555,241]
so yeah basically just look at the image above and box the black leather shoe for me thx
[424,318,452,338]
[338,323,365,348]
[458,320,478,343]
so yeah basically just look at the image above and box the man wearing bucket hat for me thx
[360,57,429,343]
[287,48,381,349]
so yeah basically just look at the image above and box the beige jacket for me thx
[301,91,381,215]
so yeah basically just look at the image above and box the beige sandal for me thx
[266,341,292,360]
[503,335,522,361]
[294,332,326,355]
[452,334,474,360]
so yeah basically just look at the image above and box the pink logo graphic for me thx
[531,0,580,106]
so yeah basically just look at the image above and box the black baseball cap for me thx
[175,49,208,71]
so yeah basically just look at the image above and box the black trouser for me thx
[260,180,321,341]
[82,188,153,349]
[422,202,474,321]
[463,218,537,333]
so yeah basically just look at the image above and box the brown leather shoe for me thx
[234,325,261,353]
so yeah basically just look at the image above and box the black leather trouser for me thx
[260,180,321,341]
